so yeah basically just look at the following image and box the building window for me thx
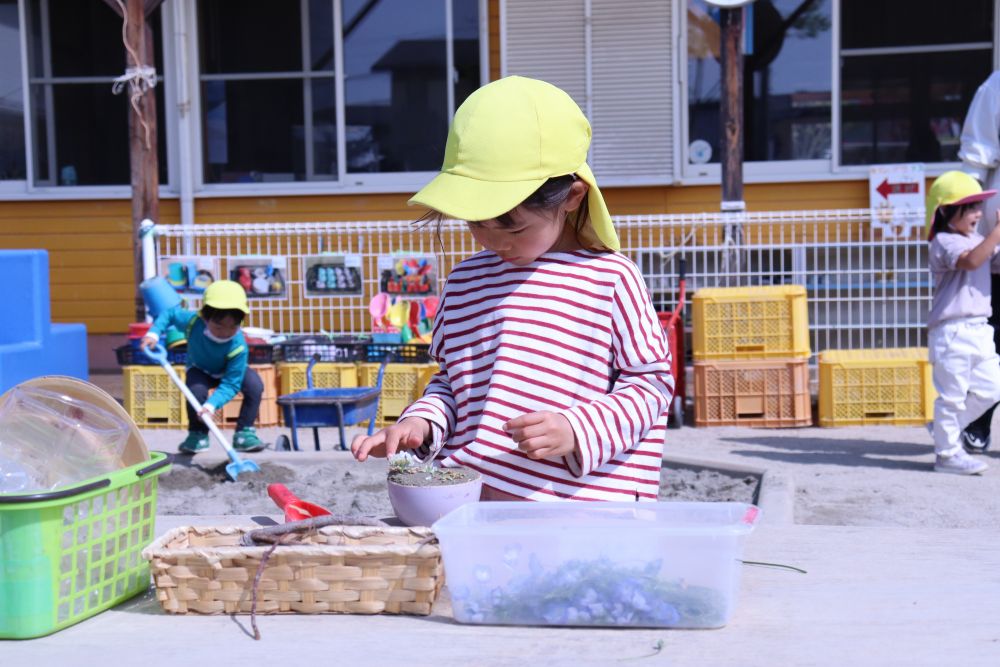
[0,0,26,181]
[197,0,481,185]
[685,0,995,176]
[343,0,479,173]
[198,0,336,184]
[686,0,833,169]
[839,0,993,165]
[26,0,167,186]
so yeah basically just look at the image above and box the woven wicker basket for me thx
[142,525,443,615]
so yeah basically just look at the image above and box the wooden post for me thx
[719,7,744,210]
[125,0,160,322]
[719,6,745,283]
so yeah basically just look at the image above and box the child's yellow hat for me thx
[409,76,619,252]
[926,170,996,232]
[202,280,249,314]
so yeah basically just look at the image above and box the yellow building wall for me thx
[0,179,885,334]
[0,2,922,335]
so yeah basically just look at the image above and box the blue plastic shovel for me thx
[143,344,261,481]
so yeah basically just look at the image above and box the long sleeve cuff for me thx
[561,409,590,477]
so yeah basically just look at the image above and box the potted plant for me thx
[386,452,482,527]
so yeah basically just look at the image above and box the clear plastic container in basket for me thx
[0,387,131,493]
[432,501,760,628]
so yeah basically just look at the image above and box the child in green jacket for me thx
[140,280,266,453]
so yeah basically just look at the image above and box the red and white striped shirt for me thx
[400,249,674,501]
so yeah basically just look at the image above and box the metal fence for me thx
[151,208,930,362]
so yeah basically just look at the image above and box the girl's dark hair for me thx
[418,175,593,248]
[201,305,245,325]
[930,202,980,239]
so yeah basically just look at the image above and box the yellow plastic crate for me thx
[819,348,935,427]
[123,365,188,429]
[694,358,812,428]
[276,362,358,395]
[215,364,281,427]
[692,285,810,360]
[358,362,440,426]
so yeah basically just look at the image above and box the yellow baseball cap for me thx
[926,170,996,234]
[409,76,619,252]
[202,280,249,314]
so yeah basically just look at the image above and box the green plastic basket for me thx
[0,451,171,639]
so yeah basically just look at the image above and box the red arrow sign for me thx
[876,178,919,199]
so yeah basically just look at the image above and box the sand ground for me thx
[137,416,1000,528]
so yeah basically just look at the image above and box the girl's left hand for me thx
[505,411,577,459]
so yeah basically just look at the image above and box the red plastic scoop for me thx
[267,483,333,523]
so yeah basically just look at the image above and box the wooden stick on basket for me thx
[142,522,445,623]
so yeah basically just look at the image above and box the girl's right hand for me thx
[351,416,431,462]
[139,335,157,350]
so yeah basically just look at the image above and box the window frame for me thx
[15,0,172,198]
[189,0,486,196]
[677,0,997,185]
[0,0,488,199]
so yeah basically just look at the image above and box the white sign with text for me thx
[869,163,925,239]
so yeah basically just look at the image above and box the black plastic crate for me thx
[365,343,432,363]
[276,335,368,363]
[115,344,187,366]
[116,343,272,366]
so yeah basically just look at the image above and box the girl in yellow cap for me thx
[352,76,675,501]
[140,280,267,453]
[926,170,1000,475]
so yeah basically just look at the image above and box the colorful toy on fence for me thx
[166,262,188,289]
[369,292,390,331]
[236,266,253,293]
[163,261,213,294]
[191,269,214,292]
[381,258,435,295]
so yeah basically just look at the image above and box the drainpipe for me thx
[139,218,157,322]
[583,0,592,162]
[173,0,195,254]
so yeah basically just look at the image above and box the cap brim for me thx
[410,164,621,253]
[409,171,546,222]
[952,190,997,206]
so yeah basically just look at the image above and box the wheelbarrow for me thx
[274,354,390,451]
[657,258,686,428]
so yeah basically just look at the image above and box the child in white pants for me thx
[927,171,1000,475]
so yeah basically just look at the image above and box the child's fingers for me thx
[352,432,386,462]
[504,411,548,433]
[382,429,409,458]
[517,436,561,460]
[506,421,548,444]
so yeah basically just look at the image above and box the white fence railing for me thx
[150,208,931,361]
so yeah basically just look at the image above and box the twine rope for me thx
[111,0,156,149]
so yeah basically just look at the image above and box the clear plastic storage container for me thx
[432,501,760,628]
[0,386,130,492]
